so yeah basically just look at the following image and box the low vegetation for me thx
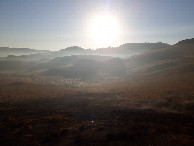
[0,39,194,145]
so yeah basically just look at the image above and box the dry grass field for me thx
[0,40,194,145]
[0,71,194,146]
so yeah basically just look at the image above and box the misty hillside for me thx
[42,57,126,80]
[95,42,169,56]
[56,46,87,56]
[0,39,193,81]
[0,47,49,57]
[55,42,169,57]
[0,42,169,58]
[125,38,194,78]
[176,38,194,45]
[0,39,194,146]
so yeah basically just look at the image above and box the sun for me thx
[89,15,120,48]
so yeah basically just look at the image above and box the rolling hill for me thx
[125,38,194,77]
[0,38,194,145]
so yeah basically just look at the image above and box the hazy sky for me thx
[0,0,194,50]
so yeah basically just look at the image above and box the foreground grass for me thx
[0,74,194,145]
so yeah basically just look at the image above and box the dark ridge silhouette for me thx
[60,46,85,52]
[125,39,194,77]
[0,42,170,57]
[95,42,169,56]
[176,38,194,45]
[52,42,170,57]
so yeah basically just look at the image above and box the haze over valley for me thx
[0,38,194,145]
[0,0,194,145]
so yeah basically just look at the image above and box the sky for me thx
[0,0,194,50]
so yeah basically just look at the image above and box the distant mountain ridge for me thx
[95,42,169,56]
[60,46,85,52]
[0,38,193,81]
[0,42,169,57]
[0,47,49,57]
[176,38,194,45]
[2,39,194,58]
[56,46,86,56]
[56,42,170,57]
[125,38,194,78]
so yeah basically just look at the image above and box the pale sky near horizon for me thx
[0,0,194,50]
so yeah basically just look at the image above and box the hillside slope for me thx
[126,39,194,77]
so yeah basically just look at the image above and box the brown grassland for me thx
[0,42,194,145]
[0,71,194,145]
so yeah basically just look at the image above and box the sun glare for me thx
[89,15,120,48]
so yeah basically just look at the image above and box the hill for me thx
[125,39,194,77]
[0,42,170,58]
[0,38,194,145]
[175,38,194,45]
[0,47,49,57]
[57,42,170,57]
[95,42,169,56]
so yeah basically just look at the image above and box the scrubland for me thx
[0,71,194,145]
[0,40,194,145]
